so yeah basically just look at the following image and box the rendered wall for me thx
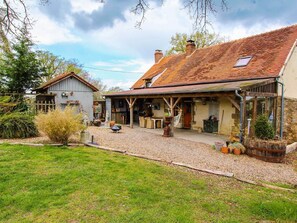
[280,45,297,99]
[152,99,165,117]
[277,44,297,143]
[192,101,209,131]
[192,97,235,136]
[218,98,236,135]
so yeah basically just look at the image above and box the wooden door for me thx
[183,103,192,129]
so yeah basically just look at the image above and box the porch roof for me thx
[106,78,274,97]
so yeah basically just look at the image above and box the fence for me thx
[34,100,56,113]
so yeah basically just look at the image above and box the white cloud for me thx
[88,0,193,59]
[214,19,286,40]
[31,14,81,45]
[70,0,103,13]
[93,59,152,72]
[102,79,135,90]
[29,1,80,45]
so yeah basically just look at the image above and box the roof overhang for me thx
[105,78,275,98]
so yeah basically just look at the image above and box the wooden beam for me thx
[246,92,277,97]
[163,97,171,108]
[251,96,258,136]
[241,79,276,90]
[170,97,174,117]
[111,92,235,100]
[173,97,181,108]
[125,98,130,105]
[131,98,137,108]
[227,96,240,111]
[128,97,136,128]
[265,97,269,116]
[170,97,174,136]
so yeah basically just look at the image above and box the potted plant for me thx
[221,146,229,154]
[244,115,287,162]
[228,142,246,155]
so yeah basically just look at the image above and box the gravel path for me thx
[89,126,297,185]
[1,126,296,185]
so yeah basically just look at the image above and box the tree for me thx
[35,50,108,99]
[107,86,123,92]
[166,31,225,55]
[0,32,44,93]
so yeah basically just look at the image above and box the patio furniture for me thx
[145,117,154,129]
[111,125,121,133]
[151,118,164,129]
[139,116,146,128]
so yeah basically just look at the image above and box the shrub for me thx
[0,112,38,138]
[35,107,86,145]
[254,115,274,140]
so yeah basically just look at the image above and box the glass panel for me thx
[234,56,252,67]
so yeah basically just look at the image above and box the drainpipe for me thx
[235,90,243,143]
[276,78,284,139]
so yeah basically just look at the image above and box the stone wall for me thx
[277,97,297,143]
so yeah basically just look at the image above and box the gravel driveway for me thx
[88,126,297,185]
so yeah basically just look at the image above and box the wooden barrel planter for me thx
[244,139,287,163]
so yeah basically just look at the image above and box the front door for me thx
[183,102,192,129]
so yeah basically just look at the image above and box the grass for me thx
[0,144,296,223]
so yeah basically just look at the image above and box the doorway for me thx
[183,102,192,129]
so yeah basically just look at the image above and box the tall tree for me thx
[166,31,225,55]
[0,31,44,93]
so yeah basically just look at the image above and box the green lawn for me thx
[0,144,296,223]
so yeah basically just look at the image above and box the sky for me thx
[27,0,297,90]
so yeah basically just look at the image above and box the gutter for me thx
[276,78,284,139]
[235,90,244,143]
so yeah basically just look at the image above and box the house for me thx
[105,24,297,143]
[35,72,98,121]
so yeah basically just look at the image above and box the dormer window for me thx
[234,56,253,67]
[144,79,152,88]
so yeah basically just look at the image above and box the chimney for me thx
[186,40,196,55]
[154,49,163,63]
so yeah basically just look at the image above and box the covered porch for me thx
[105,78,280,140]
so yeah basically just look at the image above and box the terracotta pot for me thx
[109,121,115,127]
[221,146,229,154]
[233,148,241,155]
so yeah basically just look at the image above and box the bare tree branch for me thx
[0,0,32,37]
[129,0,227,31]
[130,0,150,29]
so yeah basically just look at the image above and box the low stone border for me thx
[1,141,295,193]
[85,143,296,193]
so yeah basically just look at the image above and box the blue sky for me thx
[28,0,297,89]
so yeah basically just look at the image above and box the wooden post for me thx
[126,97,137,128]
[170,97,174,136]
[130,98,133,128]
[265,97,269,116]
[251,96,257,136]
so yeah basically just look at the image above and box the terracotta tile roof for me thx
[132,24,297,89]
[35,72,98,92]
[106,79,271,97]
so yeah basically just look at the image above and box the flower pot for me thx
[215,142,224,151]
[221,146,229,154]
[233,148,241,155]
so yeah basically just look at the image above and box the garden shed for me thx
[35,72,98,121]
